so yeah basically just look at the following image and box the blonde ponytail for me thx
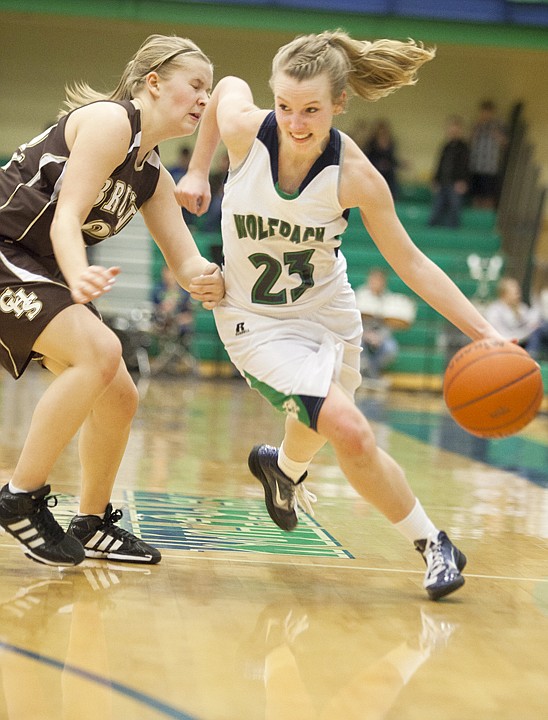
[271,29,435,104]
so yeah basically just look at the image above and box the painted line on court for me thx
[1,541,544,584]
[0,641,200,720]
[160,551,548,583]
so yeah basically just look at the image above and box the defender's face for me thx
[155,58,213,138]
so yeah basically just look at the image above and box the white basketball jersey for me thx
[220,112,349,315]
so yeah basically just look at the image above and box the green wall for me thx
[2,1,548,49]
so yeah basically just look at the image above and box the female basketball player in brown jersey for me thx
[0,35,223,566]
[176,30,507,600]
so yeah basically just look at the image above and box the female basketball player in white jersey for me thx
[0,35,223,567]
[176,30,505,600]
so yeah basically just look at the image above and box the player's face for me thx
[273,72,344,155]
[155,58,213,138]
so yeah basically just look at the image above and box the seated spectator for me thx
[533,282,548,322]
[152,265,194,341]
[167,145,197,227]
[354,268,416,385]
[428,116,470,228]
[167,145,191,185]
[483,276,548,360]
[200,151,230,232]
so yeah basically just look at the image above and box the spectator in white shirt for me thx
[484,276,548,359]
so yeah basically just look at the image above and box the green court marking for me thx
[54,491,352,558]
[124,491,353,558]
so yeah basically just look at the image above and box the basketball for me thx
[443,339,544,438]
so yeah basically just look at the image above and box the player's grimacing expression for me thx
[152,57,213,138]
[273,71,345,154]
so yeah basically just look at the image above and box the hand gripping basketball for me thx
[443,339,544,438]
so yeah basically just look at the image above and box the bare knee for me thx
[87,329,124,388]
[116,369,139,422]
[36,307,124,388]
[320,404,377,460]
[336,416,377,459]
[99,365,139,424]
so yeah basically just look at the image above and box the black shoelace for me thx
[32,494,65,543]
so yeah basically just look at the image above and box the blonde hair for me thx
[497,276,521,299]
[270,29,435,104]
[58,34,211,117]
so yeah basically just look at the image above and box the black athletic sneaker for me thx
[67,503,161,564]
[414,531,467,601]
[0,484,85,566]
[248,444,313,531]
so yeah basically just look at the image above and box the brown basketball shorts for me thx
[0,242,98,379]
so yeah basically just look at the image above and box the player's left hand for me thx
[189,263,224,309]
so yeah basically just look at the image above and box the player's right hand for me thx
[174,170,211,216]
[71,265,120,304]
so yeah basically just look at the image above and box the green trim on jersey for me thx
[275,182,299,200]
[244,371,312,426]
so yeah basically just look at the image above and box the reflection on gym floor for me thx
[1,366,547,719]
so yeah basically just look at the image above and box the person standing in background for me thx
[468,100,507,209]
[428,115,470,228]
[364,118,401,199]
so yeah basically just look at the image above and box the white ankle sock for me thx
[277,442,310,483]
[8,481,32,494]
[393,499,438,543]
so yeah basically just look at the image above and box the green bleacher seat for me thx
[414,303,444,321]
[390,349,446,375]
[190,334,230,362]
[395,202,431,225]
[393,322,441,348]
[410,227,501,253]
[193,307,217,333]
[540,362,548,394]
[398,183,432,203]
[460,207,497,230]
[345,205,499,242]
[194,231,223,262]
[190,305,230,363]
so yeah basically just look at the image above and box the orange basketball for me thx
[443,339,544,438]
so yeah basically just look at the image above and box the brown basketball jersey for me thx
[0,100,160,257]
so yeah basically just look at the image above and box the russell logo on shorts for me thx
[235,322,249,336]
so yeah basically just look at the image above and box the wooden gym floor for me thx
[0,365,547,720]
